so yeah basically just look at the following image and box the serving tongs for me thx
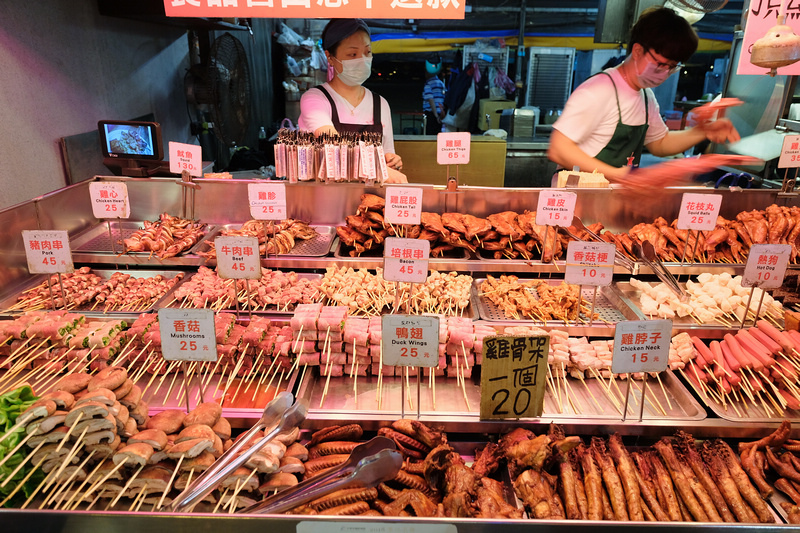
[633,241,687,301]
[565,216,636,272]
[241,436,401,515]
[169,392,305,512]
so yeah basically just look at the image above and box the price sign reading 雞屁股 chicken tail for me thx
[248,182,287,221]
[383,237,430,284]
[742,244,790,289]
[564,241,615,286]
[158,308,218,362]
[480,335,549,420]
[89,182,130,219]
[383,186,423,225]
[676,192,722,232]
[22,230,74,275]
[535,190,577,227]
[214,235,262,280]
[611,320,671,375]
[380,315,439,367]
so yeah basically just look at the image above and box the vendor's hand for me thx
[699,117,740,144]
[604,165,633,185]
[385,167,408,184]
[385,152,403,171]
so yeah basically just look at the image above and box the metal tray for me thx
[476,247,562,264]
[195,224,336,259]
[70,220,209,256]
[334,239,471,260]
[0,269,187,315]
[474,278,634,325]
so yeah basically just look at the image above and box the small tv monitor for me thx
[98,120,164,161]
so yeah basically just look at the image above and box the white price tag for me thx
[89,182,130,219]
[535,190,577,226]
[437,132,471,165]
[248,182,287,220]
[612,320,671,374]
[158,309,218,362]
[381,315,439,367]
[169,141,202,177]
[383,237,430,283]
[779,134,800,168]
[384,187,423,225]
[564,241,615,286]
[676,192,722,231]
[215,235,262,280]
[22,230,74,274]
[742,243,791,289]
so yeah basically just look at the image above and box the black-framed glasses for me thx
[646,49,683,74]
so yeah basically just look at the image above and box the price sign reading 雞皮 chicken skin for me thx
[480,335,549,420]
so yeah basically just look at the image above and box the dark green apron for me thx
[594,71,649,168]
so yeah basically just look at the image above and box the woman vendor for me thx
[547,7,740,184]
[298,18,406,183]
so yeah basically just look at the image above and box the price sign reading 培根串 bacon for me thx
[383,237,430,284]
[381,315,439,367]
[22,230,74,275]
[612,320,671,375]
[742,244,791,289]
[248,182,287,220]
[384,187,423,225]
[89,182,130,219]
[535,190,577,227]
[215,235,262,280]
[564,241,615,286]
[158,308,218,362]
[676,192,722,232]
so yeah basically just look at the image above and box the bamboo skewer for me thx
[107,463,146,510]
[42,449,97,510]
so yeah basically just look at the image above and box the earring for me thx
[327,61,335,82]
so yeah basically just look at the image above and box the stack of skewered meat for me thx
[197,219,318,259]
[122,213,206,259]
[479,275,591,322]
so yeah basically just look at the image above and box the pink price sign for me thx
[215,235,262,280]
[436,132,470,165]
[169,141,201,177]
[742,243,791,289]
[248,182,287,220]
[676,193,722,232]
[612,320,671,375]
[384,187,423,225]
[383,237,430,283]
[22,230,74,275]
[564,241,615,286]
[535,190,576,226]
[89,182,130,219]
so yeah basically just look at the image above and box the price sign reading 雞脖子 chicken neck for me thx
[214,235,262,280]
[742,244,790,289]
[611,320,671,375]
[383,237,430,284]
[535,190,576,227]
[89,182,130,219]
[676,192,722,232]
[248,182,287,220]
[158,308,218,362]
[480,335,549,420]
[384,187,423,225]
[380,315,439,367]
[22,230,74,275]
[564,241,615,286]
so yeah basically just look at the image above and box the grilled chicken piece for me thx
[420,212,450,237]
[737,210,768,244]
[336,226,367,246]
[461,214,493,240]
[441,213,468,234]
[345,215,380,234]
[357,193,385,213]
[487,211,525,240]
[766,204,789,244]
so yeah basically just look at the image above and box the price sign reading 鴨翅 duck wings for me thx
[480,335,549,420]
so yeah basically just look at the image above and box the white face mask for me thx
[331,56,372,86]
[635,55,672,88]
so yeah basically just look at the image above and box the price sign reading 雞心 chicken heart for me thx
[384,187,423,225]
[158,309,218,362]
[383,237,430,284]
[169,141,202,178]
[480,335,549,420]
[89,182,130,219]
[565,241,615,286]
[535,190,576,227]
[742,244,791,289]
[676,192,722,232]
[22,230,74,275]
[611,320,671,375]
[214,236,262,280]
[381,315,439,367]
[248,182,287,220]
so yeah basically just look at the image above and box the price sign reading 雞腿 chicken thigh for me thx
[381,315,439,367]
[535,190,576,226]
[22,230,74,274]
[214,236,262,280]
[612,320,671,375]
[676,193,722,232]
[437,132,471,165]
[158,309,218,362]
[248,182,287,220]
[384,187,423,225]
[742,244,790,289]
[480,335,549,420]
[383,237,430,284]
[89,182,130,219]
[565,241,615,286]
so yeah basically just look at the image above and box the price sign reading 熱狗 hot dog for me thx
[480,335,549,420]
[742,244,791,289]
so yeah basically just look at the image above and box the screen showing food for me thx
[98,120,163,161]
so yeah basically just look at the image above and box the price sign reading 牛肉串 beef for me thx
[535,190,577,227]
[215,236,262,280]
[676,192,722,232]
[480,335,550,420]
[384,187,423,225]
[158,308,218,362]
[248,182,287,220]
[564,241,615,286]
[383,237,430,284]
[381,315,439,367]
[22,230,74,275]
[89,182,130,219]
[742,244,791,289]
[612,320,671,375]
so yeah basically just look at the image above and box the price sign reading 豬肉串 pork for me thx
[612,320,671,375]
[169,141,201,177]
[676,193,722,232]
[742,244,791,289]
[436,132,471,165]
[381,315,439,368]
[480,335,549,420]
[22,230,74,275]
[564,241,615,286]
[383,237,430,284]
[89,182,130,219]
[535,190,577,227]
[158,308,218,362]
[248,182,287,220]
[384,187,423,225]
[215,236,262,280]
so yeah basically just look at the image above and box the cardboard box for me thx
[478,99,516,131]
